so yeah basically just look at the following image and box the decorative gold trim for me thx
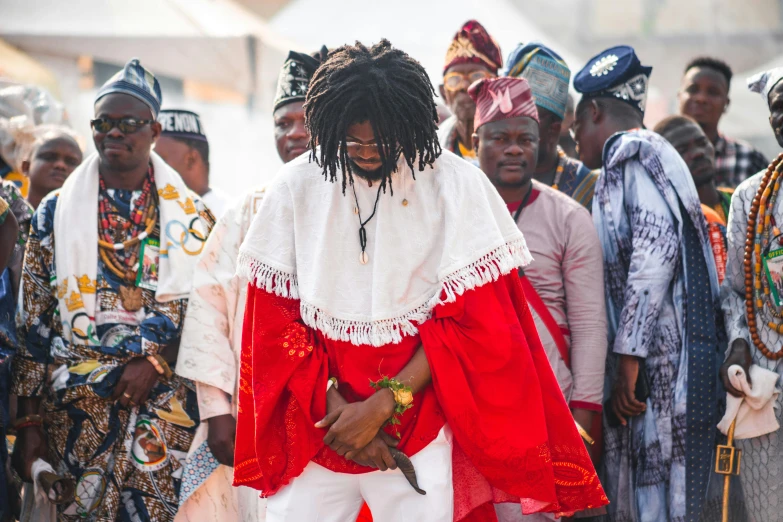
[445,35,497,71]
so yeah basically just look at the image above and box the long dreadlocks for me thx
[304,39,441,194]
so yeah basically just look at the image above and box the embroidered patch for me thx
[158,184,180,200]
[164,218,207,257]
[590,54,618,77]
[763,247,783,307]
[129,416,169,471]
[136,237,160,290]
[606,73,649,112]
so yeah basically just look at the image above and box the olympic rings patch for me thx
[164,217,208,257]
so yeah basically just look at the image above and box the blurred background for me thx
[1,0,781,198]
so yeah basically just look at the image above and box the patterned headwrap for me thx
[443,20,503,75]
[95,58,162,117]
[273,49,324,112]
[468,77,539,131]
[504,42,570,120]
[747,67,783,106]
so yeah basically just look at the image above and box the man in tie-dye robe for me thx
[572,46,726,522]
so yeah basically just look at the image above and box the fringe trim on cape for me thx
[237,238,532,347]
[237,252,299,300]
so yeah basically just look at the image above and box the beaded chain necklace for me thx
[743,153,783,359]
[551,149,567,192]
[97,166,158,311]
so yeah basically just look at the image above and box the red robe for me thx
[233,271,607,519]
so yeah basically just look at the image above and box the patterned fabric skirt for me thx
[43,370,198,521]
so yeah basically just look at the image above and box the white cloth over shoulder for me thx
[237,150,532,347]
[52,151,210,347]
[718,364,781,440]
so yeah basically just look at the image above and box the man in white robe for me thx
[173,49,323,522]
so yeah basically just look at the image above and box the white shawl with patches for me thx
[53,151,209,347]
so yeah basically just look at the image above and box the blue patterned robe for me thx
[594,130,724,522]
[11,186,215,521]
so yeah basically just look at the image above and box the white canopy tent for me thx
[0,0,295,98]
[270,0,583,91]
[0,0,305,197]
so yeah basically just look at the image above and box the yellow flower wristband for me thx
[369,376,413,438]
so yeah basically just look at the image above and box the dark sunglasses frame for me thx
[90,117,154,134]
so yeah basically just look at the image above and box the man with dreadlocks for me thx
[232,39,607,522]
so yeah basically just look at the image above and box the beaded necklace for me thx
[551,149,566,191]
[97,166,158,311]
[743,153,783,359]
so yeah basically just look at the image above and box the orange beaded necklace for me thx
[743,152,783,359]
[551,149,566,191]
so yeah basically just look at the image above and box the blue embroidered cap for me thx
[95,58,162,117]
[574,45,652,113]
[504,42,570,119]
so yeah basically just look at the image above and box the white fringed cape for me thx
[237,150,532,347]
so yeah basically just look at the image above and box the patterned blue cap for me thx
[95,58,162,117]
[504,42,571,119]
[573,45,652,113]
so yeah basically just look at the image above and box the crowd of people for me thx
[0,17,782,522]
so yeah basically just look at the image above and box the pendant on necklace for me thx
[359,251,369,265]
[402,198,409,207]
[354,206,359,215]
[119,285,143,312]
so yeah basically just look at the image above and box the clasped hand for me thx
[315,389,399,471]
[111,356,160,408]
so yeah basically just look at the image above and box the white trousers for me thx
[266,427,454,522]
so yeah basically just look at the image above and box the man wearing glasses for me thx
[11,58,214,521]
[437,20,502,167]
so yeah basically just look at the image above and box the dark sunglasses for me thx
[90,117,153,134]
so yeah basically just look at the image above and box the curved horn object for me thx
[389,447,426,495]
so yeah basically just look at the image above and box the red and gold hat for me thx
[443,20,503,76]
[468,77,539,131]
